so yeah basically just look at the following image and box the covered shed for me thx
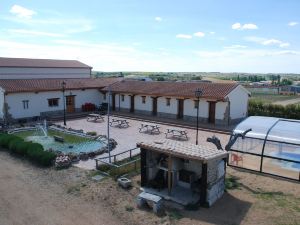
[137,140,228,206]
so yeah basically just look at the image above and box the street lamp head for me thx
[195,88,203,98]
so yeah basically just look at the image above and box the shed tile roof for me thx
[103,80,238,100]
[0,78,122,93]
[0,57,92,68]
[137,140,228,162]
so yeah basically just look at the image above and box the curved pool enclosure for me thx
[228,116,300,181]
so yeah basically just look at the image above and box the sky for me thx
[0,0,300,73]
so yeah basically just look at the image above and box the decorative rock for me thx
[117,177,132,189]
[55,155,71,169]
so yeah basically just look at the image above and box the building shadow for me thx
[182,192,252,225]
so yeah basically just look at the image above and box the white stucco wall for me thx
[183,99,209,118]
[5,89,101,119]
[0,67,91,79]
[115,94,131,109]
[215,102,228,120]
[157,97,177,114]
[227,85,249,119]
[134,95,152,111]
[0,88,4,119]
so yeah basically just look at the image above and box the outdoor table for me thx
[109,118,129,128]
[139,123,160,134]
[165,128,188,140]
[87,113,104,122]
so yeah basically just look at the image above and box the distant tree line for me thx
[249,99,300,119]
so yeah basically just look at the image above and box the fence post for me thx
[114,155,116,163]
[130,149,132,159]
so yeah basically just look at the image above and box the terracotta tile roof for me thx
[137,140,228,162]
[103,80,239,100]
[0,57,92,68]
[0,78,122,93]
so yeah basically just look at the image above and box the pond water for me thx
[14,129,105,154]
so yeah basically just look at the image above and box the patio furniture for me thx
[139,123,161,135]
[87,113,105,122]
[165,128,188,140]
[109,118,129,128]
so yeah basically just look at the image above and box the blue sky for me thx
[0,0,300,73]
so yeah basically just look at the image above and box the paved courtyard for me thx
[56,115,230,169]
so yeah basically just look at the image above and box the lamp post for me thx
[107,86,111,163]
[61,81,66,126]
[195,88,203,145]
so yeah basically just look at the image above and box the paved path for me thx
[56,116,230,169]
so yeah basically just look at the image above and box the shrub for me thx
[26,143,55,166]
[8,139,23,153]
[15,141,31,156]
[0,134,23,150]
[86,131,97,136]
[39,151,56,166]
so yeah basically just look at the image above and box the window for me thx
[48,98,59,107]
[166,98,171,106]
[121,94,125,102]
[194,100,199,109]
[22,100,29,109]
[103,93,106,100]
[142,96,146,104]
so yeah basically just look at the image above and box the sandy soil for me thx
[274,97,300,106]
[1,151,299,225]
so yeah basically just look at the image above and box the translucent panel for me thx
[262,158,300,180]
[264,141,300,160]
[268,120,300,145]
[231,136,264,155]
[229,152,261,171]
[233,116,279,140]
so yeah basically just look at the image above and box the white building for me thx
[0,57,250,126]
[0,57,121,121]
[0,57,92,79]
[102,80,250,125]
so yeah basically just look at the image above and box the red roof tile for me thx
[103,80,239,100]
[0,57,92,68]
[0,78,122,93]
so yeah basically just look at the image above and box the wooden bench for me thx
[165,128,188,140]
[137,192,163,214]
[87,113,104,122]
[109,118,129,128]
[139,123,160,134]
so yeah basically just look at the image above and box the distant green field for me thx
[251,93,300,103]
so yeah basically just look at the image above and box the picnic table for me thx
[109,118,129,128]
[165,128,188,140]
[87,113,104,122]
[139,123,160,135]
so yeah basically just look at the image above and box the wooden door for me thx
[152,97,157,116]
[66,96,75,113]
[130,95,135,113]
[177,99,184,119]
[208,101,216,124]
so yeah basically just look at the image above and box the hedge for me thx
[249,99,300,120]
[0,133,56,167]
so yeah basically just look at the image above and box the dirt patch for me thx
[0,151,299,225]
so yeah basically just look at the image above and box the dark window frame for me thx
[142,96,146,104]
[166,98,171,106]
[48,98,59,107]
[22,100,29,109]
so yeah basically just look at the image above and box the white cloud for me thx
[176,34,192,39]
[194,32,205,37]
[232,23,258,30]
[209,31,215,35]
[288,21,298,26]
[10,5,36,19]
[245,36,290,48]
[8,29,66,37]
[223,45,248,49]
[155,17,162,22]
